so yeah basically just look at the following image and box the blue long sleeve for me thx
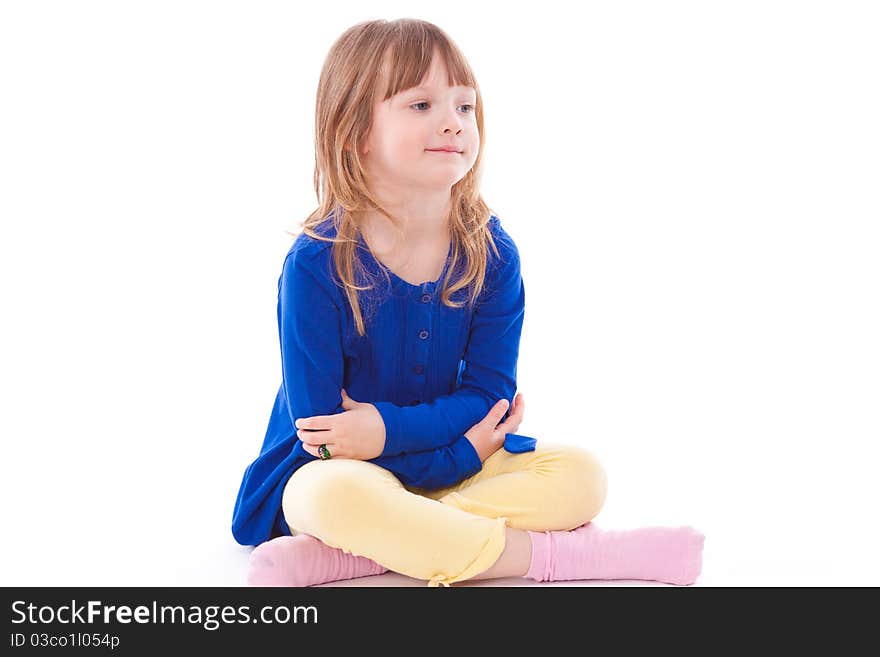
[278,247,347,426]
[370,436,483,489]
[373,229,525,456]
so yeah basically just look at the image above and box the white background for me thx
[1,1,878,587]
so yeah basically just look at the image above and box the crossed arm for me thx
[279,225,524,489]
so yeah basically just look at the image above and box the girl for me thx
[232,18,704,588]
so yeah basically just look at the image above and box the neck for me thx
[359,196,452,251]
[358,172,453,238]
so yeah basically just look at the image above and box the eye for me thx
[410,102,476,113]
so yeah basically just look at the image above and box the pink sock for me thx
[247,534,389,587]
[526,523,705,586]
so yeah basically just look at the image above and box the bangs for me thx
[378,29,476,101]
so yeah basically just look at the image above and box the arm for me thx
[278,248,346,427]
[372,394,527,490]
[230,244,345,546]
[370,435,483,490]
[374,221,525,457]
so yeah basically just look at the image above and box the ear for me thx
[343,140,369,156]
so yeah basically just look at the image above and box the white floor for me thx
[4,447,880,588]
[19,505,867,588]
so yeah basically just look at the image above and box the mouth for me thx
[426,149,463,154]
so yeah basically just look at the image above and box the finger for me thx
[488,398,509,423]
[511,393,525,417]
[496,413,519,433]
[297,428,334,445]
[295,415,336,430]
[498,395,524,428]
[301,441,338,458]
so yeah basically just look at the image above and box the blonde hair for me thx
[287,18,501,337]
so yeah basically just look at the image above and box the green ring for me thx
[318,444,331,460]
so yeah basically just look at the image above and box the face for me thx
[360,50,479,194]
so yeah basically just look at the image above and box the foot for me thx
[247,534,389,586]
[527,523,705,586]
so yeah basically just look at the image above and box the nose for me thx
[439,105,464,135]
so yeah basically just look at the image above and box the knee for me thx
[545,445,609,526]
[282,459,392,539]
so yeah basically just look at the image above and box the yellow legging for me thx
[282,442,608,587]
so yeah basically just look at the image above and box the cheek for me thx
[400,128,430,155]
[388,116,427,146]
[379,130,423,162]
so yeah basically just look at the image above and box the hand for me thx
[296,389,386,461]
[464,392,525,463]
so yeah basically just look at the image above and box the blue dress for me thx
[231,211,536,546]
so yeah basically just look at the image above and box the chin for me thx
[409,175,460,190]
